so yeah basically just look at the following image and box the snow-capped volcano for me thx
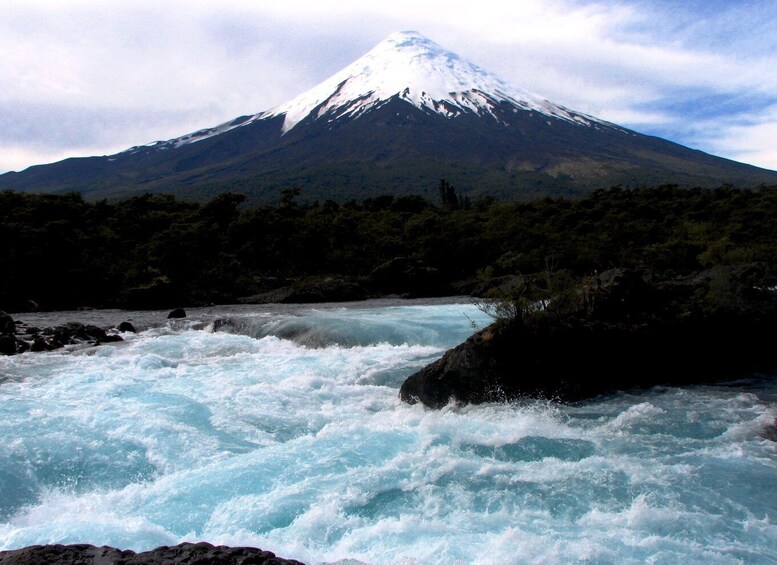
[155,30,607,151]
[264,31,602,132]
[3,31,776,201]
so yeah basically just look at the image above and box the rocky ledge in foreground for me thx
[400,265,777,407]
[0,542,305,565]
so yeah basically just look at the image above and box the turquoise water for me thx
[1,301,776,564]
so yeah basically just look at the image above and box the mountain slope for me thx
[2,31,776,202]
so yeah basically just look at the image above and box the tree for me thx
[438,179,459,211]
[279,187,301,209]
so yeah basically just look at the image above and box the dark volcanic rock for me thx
[400,267,777,407]
[31,336,55,352]
[65,321,86,334]
[168,308,187,319]
[100,334,124,343]
[0,311,15,334]
[0,334,17,356]
[54,322,91,345]
[84,324,108,341]
[0,317,127,356]
[0,542,305,565]
[118,321,137,333]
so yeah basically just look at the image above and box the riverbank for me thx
[401,266,777,406]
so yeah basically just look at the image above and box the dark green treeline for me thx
[2,184,776,311]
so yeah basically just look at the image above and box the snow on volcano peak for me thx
[139,31,611,154]
[264,30,605,133]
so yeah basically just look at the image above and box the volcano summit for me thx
[2,31,776,201]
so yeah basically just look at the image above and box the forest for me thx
[1,183,776,312]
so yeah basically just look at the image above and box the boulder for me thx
[65,321,85,333]
[100,334,124,343]
[118,321,136,333]
[53,325,77,344]
[0,311,15,334]
[0,335,17,356]
[84,325,108,341]
[168,308,187,319]
[31,336,55,352]
[401,314,777,407]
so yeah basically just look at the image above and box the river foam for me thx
[1,302,775,564]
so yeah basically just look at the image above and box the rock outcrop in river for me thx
[0,311,125,355]
[400,266,777,407]
[0,542,304,565]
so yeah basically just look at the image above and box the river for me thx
[1,300,775,564]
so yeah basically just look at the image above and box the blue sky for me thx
[1,0,776,173]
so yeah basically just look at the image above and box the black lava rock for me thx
[0,542,305,565]
[401,267,777,407]
[0,315,129,355]
[0,311,15,334]
[31,336,54,352]
[100,334,124,343]
[84,325,108,341]
[0,334,18,355]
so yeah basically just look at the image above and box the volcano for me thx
[2,31,776,202]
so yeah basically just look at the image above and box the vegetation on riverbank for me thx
[400,264,777,406]
[2,184,776,311]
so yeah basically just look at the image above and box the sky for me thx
[2,0,776,174]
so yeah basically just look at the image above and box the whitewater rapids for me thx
[1,301,775,564]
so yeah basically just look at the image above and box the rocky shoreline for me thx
[400,266,777,407]
[0,542,304,565]
[0,309,198,356]
[0,310,131,356]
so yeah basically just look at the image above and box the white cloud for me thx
[0,145,112,175]
[702,105,777,172]
[0,0,776,172]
